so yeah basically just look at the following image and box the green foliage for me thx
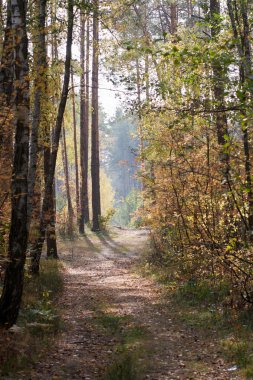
[174,279,230,307]
[102,109,140,218]
[99,208,116,230]
[222,338,253,378]
[20,259,63,331]
[112,189,142,227]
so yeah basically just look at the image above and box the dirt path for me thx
[31,228,242,380]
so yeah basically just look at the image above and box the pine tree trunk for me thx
[0,0,29,328]
[62,124,74,236]
[84,16,90,223]
[91,0,101,231]
[71,69,80,224]
[79,12,87,233]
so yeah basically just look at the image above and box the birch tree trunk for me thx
[27,0,47,228]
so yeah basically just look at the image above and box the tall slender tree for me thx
[84,15,90,223]
[28,0,47,228]
[210,0,230,175]
[227,0,253,233]
[61,124,74,235]
[79,11,87,233]
[0,1,13,213]
[91,0,101,231]
[71,68,80,224]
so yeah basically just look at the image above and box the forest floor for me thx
[12,228,245,379]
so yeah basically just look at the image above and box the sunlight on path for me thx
[30,228,242,380]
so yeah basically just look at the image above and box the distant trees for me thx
[100,109,140,227]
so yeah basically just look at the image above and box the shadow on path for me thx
[95,231,129,256]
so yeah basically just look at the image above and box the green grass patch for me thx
[94,311,147,380]
[95,313,130,334]
[20,258,63,333]
[173,281,253,377]
[104,353,141,380]
[0,258,63,377]
[174,279,230,306]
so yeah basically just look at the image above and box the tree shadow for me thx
[96,231,128,252]
[82,233,100,253]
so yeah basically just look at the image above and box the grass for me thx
[93,310,147,380]
[141,260,253,379]
[0,258,63,377]
[176,287,253,378]
[104,353,140,380]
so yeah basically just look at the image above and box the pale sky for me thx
[72,42,121,120]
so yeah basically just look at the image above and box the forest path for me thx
[31,228,242,380]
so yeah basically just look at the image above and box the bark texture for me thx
[91,0,101,231]
[71,69,80,224]
[61,124,74,236]
[0,0,29,328]
[27,0,47,228]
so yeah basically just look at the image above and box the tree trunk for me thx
[0,0,29,328]
[210,0,230,181]
[227,0,253,232]
[61,124,74,236]
[30,0,74,274]
[0,1,14,208]
[170,1,178,34]
[71,68,80,224]
[91,0,101,231]
[79,12,87,233]
[0,0,4,54]
[27,0,47,229]
[45,190,58,258]
[84,16,90,223]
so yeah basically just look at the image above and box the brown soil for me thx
[29,228,242,380]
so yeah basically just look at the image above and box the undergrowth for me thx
[142,260,253,379]
[0,258,63,377]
